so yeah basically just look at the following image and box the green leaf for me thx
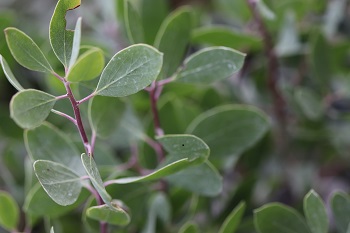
[50,0,81,67]
[88,96,126,138]
[0,55,24,91]
[124,0,144,44]
[158,134,210,163]
[141,0,169,44]
[154,7,193,78]
[303,190,328,233]
[23,183,89,218]
[254,203,311,233]
[179,222,199,233]
[81,153,112,206]
[24,122,85,176]
[166,161,222,196]
[187,105,270,159]
[33,160,83,206]
[142,193,171,233]
[0,191,19,231]
[331,192,350,233]
[219,202,246,233]
[94,44,162,97]
[86,201,130,226]
[176,47,245,84]
[4,27,52,72]
[68,17,82,70]
[107,158,191,184]
[67,48,105,82]
[10,89,56,129]
[191,26,261,50]
[294,88,324,120]
[50,227,54,233]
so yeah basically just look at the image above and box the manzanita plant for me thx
[0,0,270,232]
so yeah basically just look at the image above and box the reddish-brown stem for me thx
[64,81,91,155]
[77,92,95,105]
[246,0,286,128]
[51,109,77,125]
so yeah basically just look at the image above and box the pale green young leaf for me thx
[23,183,89,218]
[50,227,54,233]
[107,158,190,184]
[94,44,162,97]
[88,96,126,138]
[4,27,52,72]
[179,222,199,233]
[50,0,81,67]
[157,134,210,163]
[68,17,82,70]
[0,191,19,231]
[303,190,328,233]
[187,105,270,159]
[33,160,83,206]
[219,202,246,233]
[254,203,311,233]
[154,7,193,79]
[191,26,261,50]
[331,192,350,233]
[81,153,112,205]
[166,161,222,196]
[0,55,24,91]
[10,89,56,129]
[24,122,85,176]
[124,0,144,44]
[67,48,105,82]
[176,47,245,84]
[141,0,169,44]
[86,201,130,226]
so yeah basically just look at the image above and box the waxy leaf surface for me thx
[67,48,105,82]
[81,153,112,205]
[5,27,52,72]
[154,7,192,78]
[10,89,56,129]
[331,192,350,233]
[68,17,82,70]
[0,55,24,91]
[95,44,162,97]
[176,47,245,84]
[86,202,130,226]
[34,160,83,206]
[303,190,328,233]
[254,203,311,233]
[124,0,144,44]
[50,0,81,67]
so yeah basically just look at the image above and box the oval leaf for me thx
[0,55,24,91]
[124,0,144,44]
[0,191,19,231]
[33,160,83,206]
[176,47,245,84]
[331,191,350,233]
[10,89,56,129]
[50,0,81,67]
[254,203,311,233]
[5,27,52,72]
[166,161,222,196]
[219,202,246,233]
[94,44,162,97]
[24,122,85,176]
[303,190,328,233]
[191,26,261,50]
[88,96,126,138]
[81,153,112,205]
[154,7,193,78]
[86,202,130,226]
[67,48,105,82]
[187,105,270,159]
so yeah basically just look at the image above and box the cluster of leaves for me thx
[1,0,350,232]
